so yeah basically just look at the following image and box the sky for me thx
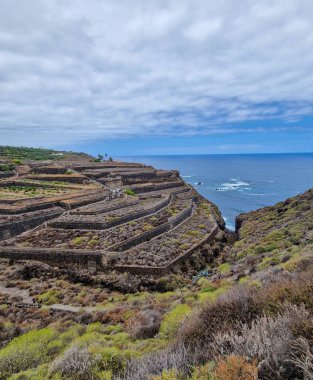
[1,1,313,156]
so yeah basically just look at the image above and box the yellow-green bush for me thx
[92,346,133,374]
[217,263,231,274]
[37,289,62,305]
[159,304,191,339]
[0,328,57,378]
[190,362,217,380]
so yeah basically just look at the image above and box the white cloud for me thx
[0,0,313,146]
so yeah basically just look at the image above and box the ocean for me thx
[120,154,313,230]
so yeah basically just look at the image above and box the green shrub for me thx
[94,346,132,374]
[88,239,100,247]
[143,224,154,232]
[159,304,191,339]
[71,236,87,246]
[258,255,280,270]
[124,188,136,196]
[217,263,231,274]
[187,230,201,237]
[7,364,55,380]
[0,328,57,378]
[12,159,22,165]
[37,289,62,305]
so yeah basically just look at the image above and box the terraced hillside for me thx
[0,149,312,380]
[0,154,225,275]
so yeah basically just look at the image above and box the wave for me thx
[213,179,250,192]
[182,175,192,178]
[222,181,250,187]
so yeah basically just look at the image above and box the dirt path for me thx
[0,283,34,304]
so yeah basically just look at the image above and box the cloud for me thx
[0,0,313,146]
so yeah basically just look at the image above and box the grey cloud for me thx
[0,0,313,146]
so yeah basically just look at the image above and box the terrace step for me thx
[129,180,184,194]
[25,174,89,184]
[0,246,105,269]
[48,195,172,230]
[110,199,194,252]
[0,207,63,240]
[116,202,216,268]
[69,197,139,215]
[11,196,192,251]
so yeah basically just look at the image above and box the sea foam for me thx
[214,179,250,192]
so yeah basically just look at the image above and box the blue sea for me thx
[120,154,313,230]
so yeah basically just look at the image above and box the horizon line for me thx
[115,151,313,157]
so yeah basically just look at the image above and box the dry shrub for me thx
[100,307,129,324]
[123,343,189,380]
[212,304,313,380]
[122,271,313,380]
[214,355,258,380]
[289,337,313,379]
[50,345,95,380]
[255,271,313,313]
[178,285,257,351]
[125,309,162,340]
[179,270,313,352]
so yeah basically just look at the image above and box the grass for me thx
[124,188,136,196]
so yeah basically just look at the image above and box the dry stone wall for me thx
[0,160,222,275]
[0,207,63,240]
[48,195,172,230]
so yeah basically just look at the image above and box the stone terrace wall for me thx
[0,221,219,274]
[111,199,193,252]
[119,170,157,181]
[0,181,52,189]
[0,190,109,214]
[0,172,14,179]
[0,180,81,190]
[81,167,155,180]
[130,180,184,194]
[0,247,104,270]
[49,194,172,230]
[26,175,88,184]
[112,224,219,275]
[59,191,110,210]
[0,208,63,240]
[0,199,60,214]
[165,224,219,270]
[33,167,67,174]
[73,162,146,171]
[69,198,139,215]
[156,170,179,178]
